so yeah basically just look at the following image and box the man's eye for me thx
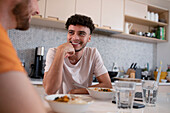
[68,31,74,35]
[79,32,86,36]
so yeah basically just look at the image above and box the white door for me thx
[101,0,124,31]
[76,0,101,27]
[46,0,76,21]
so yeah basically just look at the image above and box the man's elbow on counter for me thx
[44,86,57,95]
[105,82,112,88]
[108,83,112,88]
[43,83,58,95]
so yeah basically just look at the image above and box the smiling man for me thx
[43,14,112,94]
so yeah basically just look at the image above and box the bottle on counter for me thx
[155,66,159,72]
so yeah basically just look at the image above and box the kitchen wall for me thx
[9,25,156,74]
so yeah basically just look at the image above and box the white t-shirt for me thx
[45,47,107,94]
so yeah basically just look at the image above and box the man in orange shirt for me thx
[0,0,46,113]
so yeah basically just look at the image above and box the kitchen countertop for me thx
[30,78,170,86]
[42,92,170,113]
[30,78,43,85]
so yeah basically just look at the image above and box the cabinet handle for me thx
[94,24,98,27]
[102,25,111,29]
[33,15,42,18]
[47,16,59,21]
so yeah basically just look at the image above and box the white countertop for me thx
[30,78,43,85]
[43,92,170,113]
[30,78,170,86]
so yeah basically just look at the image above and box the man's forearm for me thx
[90,82,112,88]
[69,82,112,94]
[43,49,65,94]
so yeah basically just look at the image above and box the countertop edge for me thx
[30,78,170,86]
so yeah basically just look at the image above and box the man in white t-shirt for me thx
[43,14,112,94]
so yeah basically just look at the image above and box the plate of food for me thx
[45,94,93,113]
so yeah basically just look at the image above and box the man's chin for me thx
[75,49,82,52]
[15,25,29,30]
[75,47,85,52]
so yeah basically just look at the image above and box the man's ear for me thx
[88,35,91,42]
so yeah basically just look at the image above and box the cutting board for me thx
[114,77,142,83]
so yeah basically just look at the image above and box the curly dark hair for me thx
[65,14,95,34]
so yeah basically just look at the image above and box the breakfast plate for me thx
[45,94,93,113]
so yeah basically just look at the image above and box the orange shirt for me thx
[0,23,25,74]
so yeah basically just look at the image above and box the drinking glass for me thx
[142,80,158,107]
[114,81,136,113]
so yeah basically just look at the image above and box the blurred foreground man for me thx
[0,0,46,113]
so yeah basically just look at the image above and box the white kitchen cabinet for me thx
[101,0,124,32]
[125,0,147,19]
[76,0,101,27]
[37,0,46,18]
[45,0,76,21]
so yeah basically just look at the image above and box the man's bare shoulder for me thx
[49,47,57,51]
[47,47,57,54]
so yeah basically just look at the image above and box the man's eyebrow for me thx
[79,31,86,33]
[68,30,74,31]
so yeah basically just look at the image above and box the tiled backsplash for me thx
[9,25,157,74]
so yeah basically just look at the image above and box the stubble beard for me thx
[70,41,87,52]
[15,17,30,30]
[75,43,87,52]
[12,1,30,30]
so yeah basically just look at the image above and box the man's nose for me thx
[32,0,40,16]
[72,33,79,40]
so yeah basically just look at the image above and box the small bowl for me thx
[161,79,167,83]
[45,94,93,113]
[87,87,115,100]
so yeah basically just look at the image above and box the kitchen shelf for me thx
[124,0,169,43]
[113,33,167,43]
[148,5,168,14]
[31,16,66,29]
[125,15,168,27]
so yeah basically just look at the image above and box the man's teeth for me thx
[72,42,79,45]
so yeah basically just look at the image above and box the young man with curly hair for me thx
[43,14,112,94]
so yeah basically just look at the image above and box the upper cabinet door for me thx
[76,0,101,27]
[37,0,46,18]
[46,0,76,21]
[125,0,147,19]
[101,0,124,32]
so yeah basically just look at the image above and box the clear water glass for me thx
[115,81,136,113]
[142,80,158,107]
